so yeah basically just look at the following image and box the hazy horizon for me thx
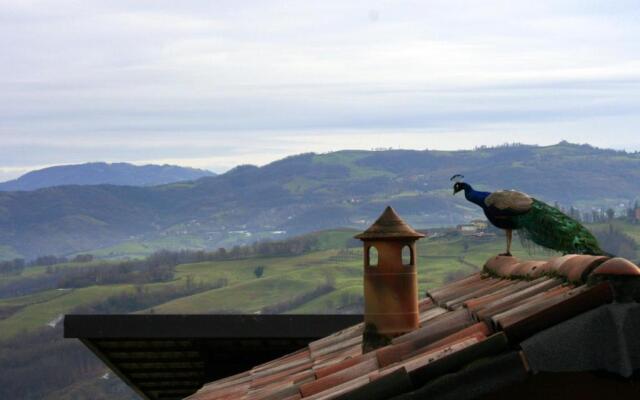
[1,139,638,183]
[2,1,640,180]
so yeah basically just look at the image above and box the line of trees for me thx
[1,235,326,297]
[0,258,26,276]
[52,261,174,288]
[0,254,95,276]
[552,201,640,224]
[554,202,617,224]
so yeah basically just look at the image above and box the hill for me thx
[0,162,214,191]
[1,142,639,259]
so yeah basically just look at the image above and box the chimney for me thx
[355,206,425,353]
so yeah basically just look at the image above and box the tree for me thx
[72,254,94,263]
[253,266,265,278]
[606,208,615,221]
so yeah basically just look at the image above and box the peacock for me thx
[451,175,605,256]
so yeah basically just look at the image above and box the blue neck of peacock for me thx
[463,184,490,209]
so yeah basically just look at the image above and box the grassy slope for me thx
[4,220,639,341]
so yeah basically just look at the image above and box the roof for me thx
[64,314,361,400]
[354,206,425,240]
[185,254,640,400]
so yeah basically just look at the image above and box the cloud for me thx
[0,1,639,179]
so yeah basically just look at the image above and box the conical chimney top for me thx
[355,206,425,240]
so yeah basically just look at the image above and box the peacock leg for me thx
[500,229,513,256]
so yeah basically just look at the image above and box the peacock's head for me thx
[450,174,466,195]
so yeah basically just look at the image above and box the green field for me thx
[2,220,639,342]
[0,226,573,341]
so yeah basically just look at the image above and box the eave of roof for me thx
[64,315,362,400]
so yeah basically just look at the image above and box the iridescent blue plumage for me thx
[452,178,604,256]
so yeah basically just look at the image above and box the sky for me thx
[1,0,639,180]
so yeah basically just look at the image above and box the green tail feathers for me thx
[515,199,605,255]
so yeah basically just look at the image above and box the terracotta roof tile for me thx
[426,273,482,299]
[403,322,491,359]
[487,285,573,328]
[502,281,614,342]
[463,279,537,311]
[443,279,514,310]
[484,256,520,276]
[250,361,313,389]
[299,357,378,397]
[484,254,615,283]
[303,376,370,400]
[188,254,636,400]
[428,276,501,305]
[537,255,578,276]
[418,306,448,323]
[473,278,563,321]
[247,381,299,400]
[591,257,640,276]
[314,352,376,379]
[392,308,475,346]
[248,379,307,400]
[376,309,476,367]
[312,346,361,369]
[417,297,435,312]
[400,335,485,372]
[367,365,405,381]
[557,255,609,283]
[401,331,488,367]
[309,335,361,360]
[374,342,415,369]
[511,260,547,278]
[493,287,583,328]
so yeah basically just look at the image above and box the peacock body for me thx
[452,177,604,256]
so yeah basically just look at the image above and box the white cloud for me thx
[0,0,639,180]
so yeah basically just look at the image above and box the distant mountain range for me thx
[1,142,639,259]
[0,162,215,191]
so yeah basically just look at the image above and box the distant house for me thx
[470,219,489,230]
[457,220,488,235]
[457,224,478,234]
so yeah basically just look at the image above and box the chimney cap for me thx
[355,206,425,240]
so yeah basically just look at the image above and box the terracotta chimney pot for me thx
[355,206,425,352]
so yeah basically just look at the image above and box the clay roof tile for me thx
[591,257,640,276]
[184,255,629,400]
